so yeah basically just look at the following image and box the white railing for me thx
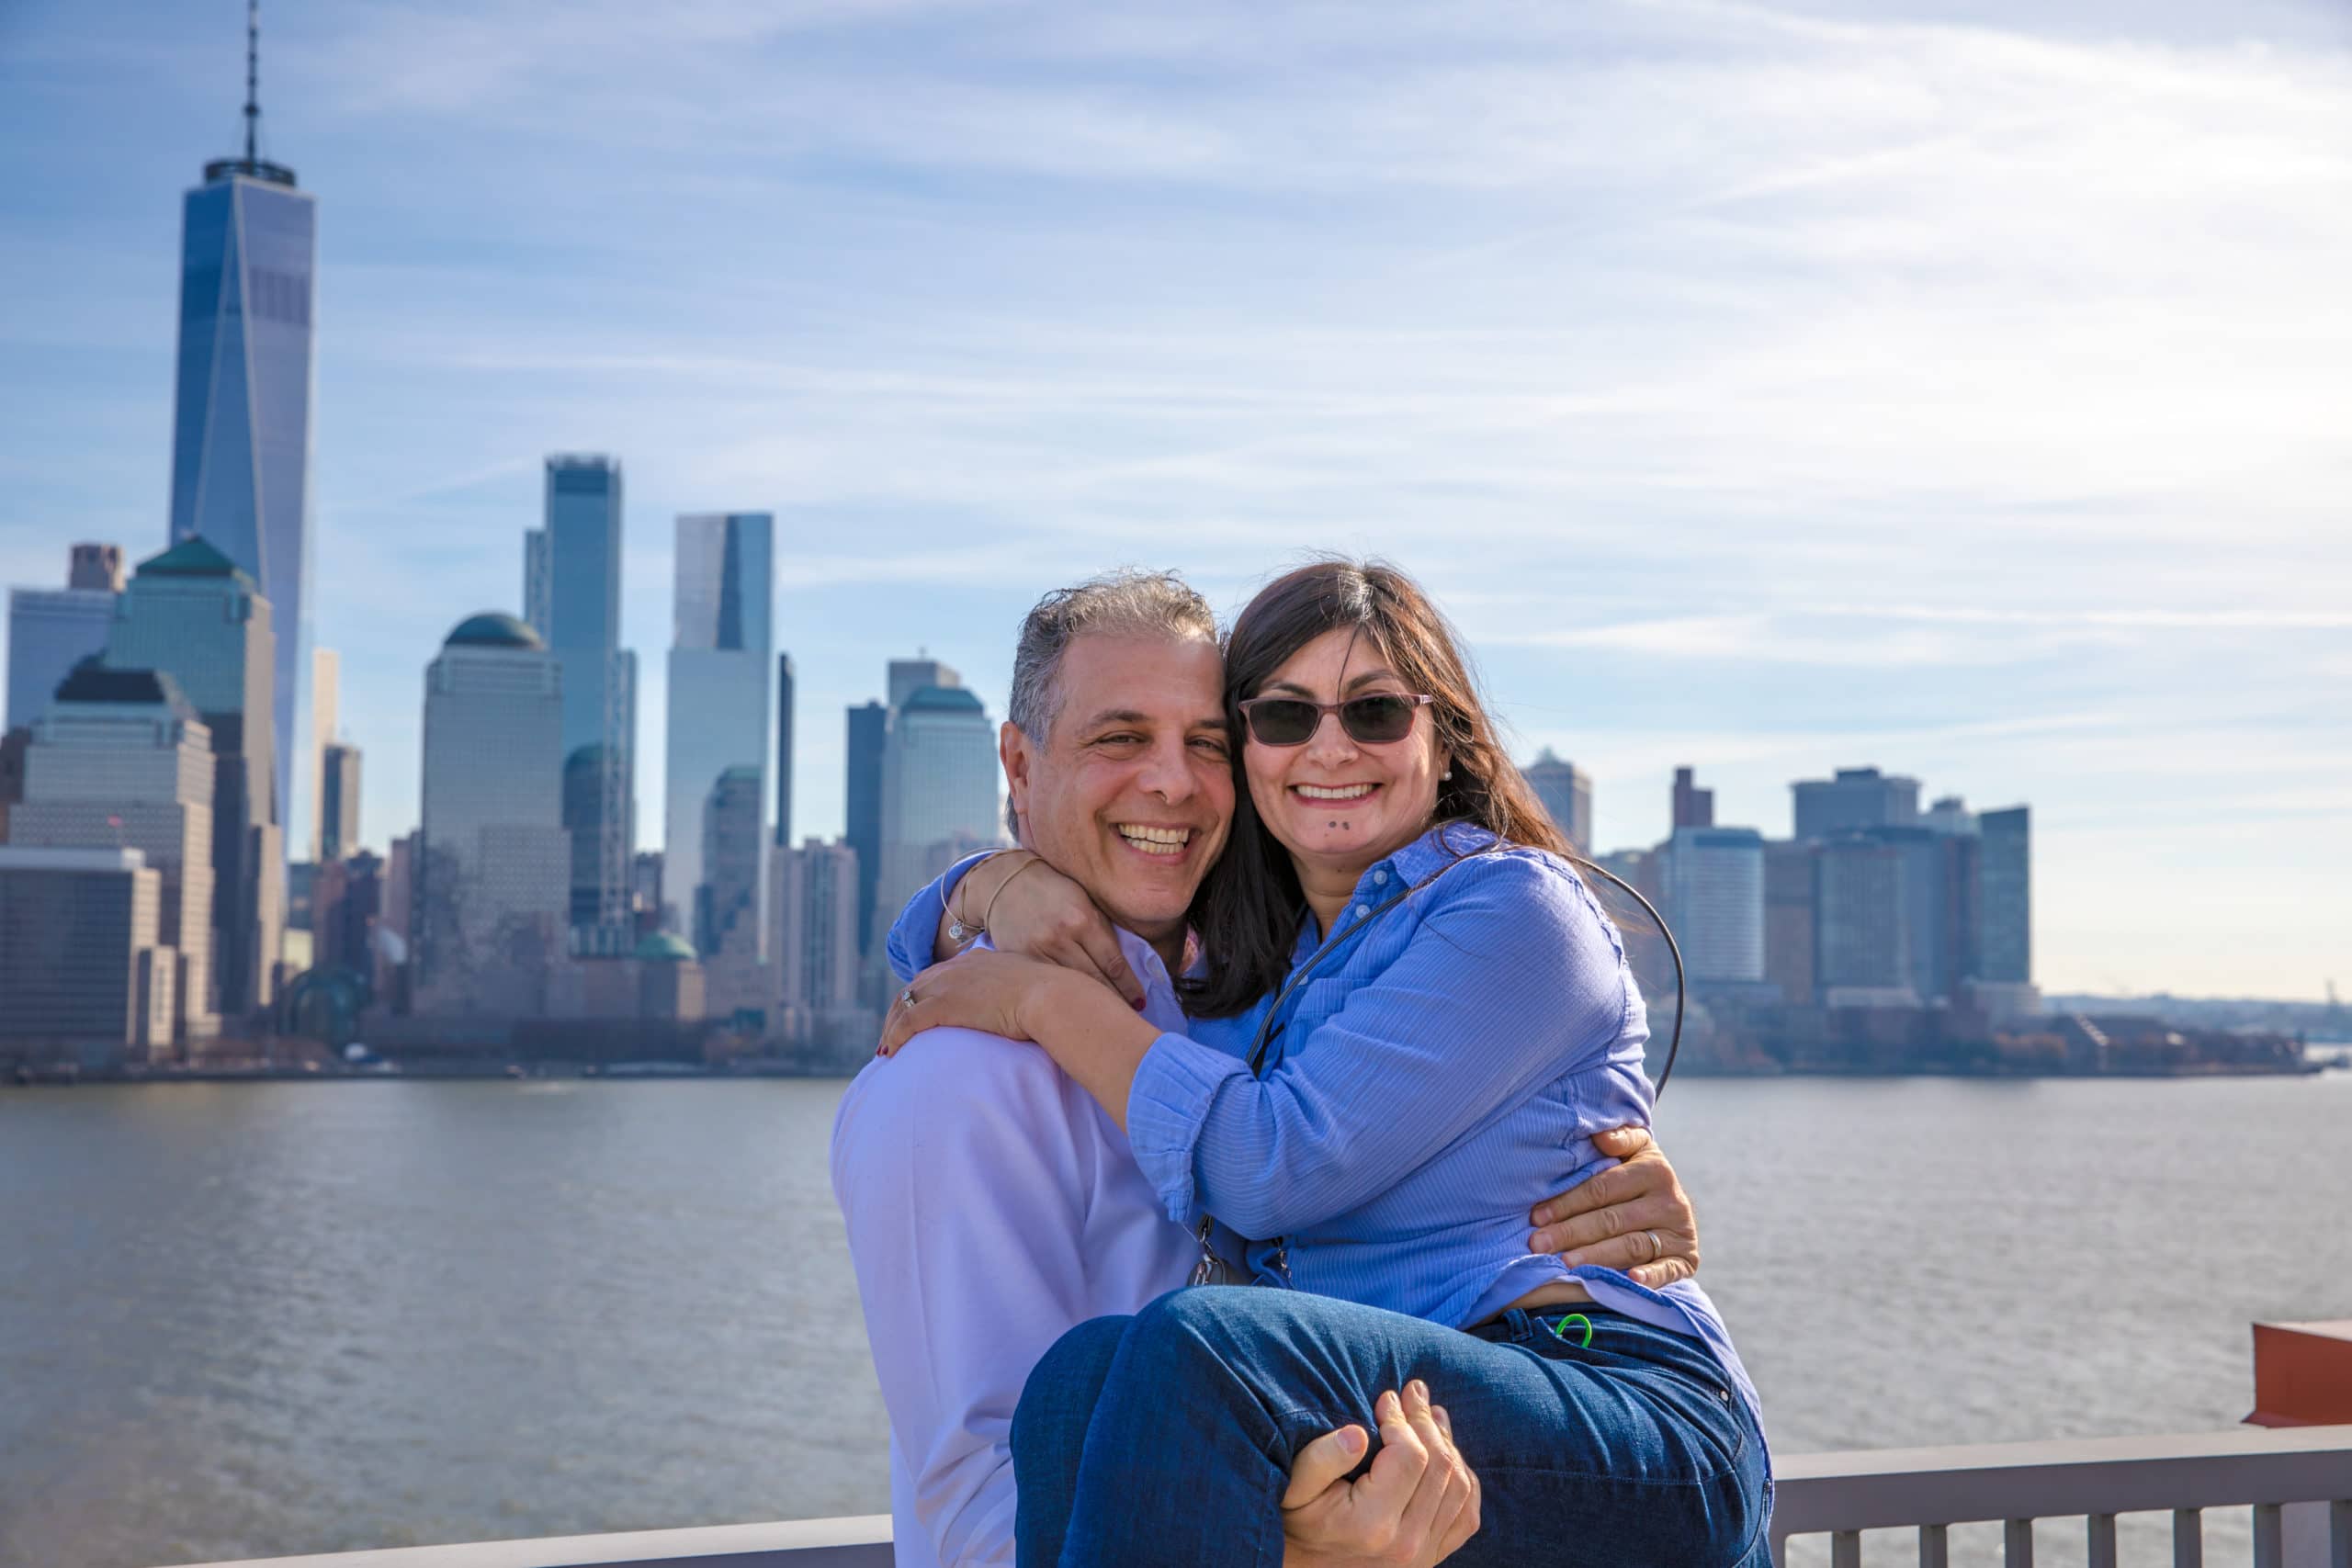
[1770,1424,2352,1567]
[157,1425,2352,1568]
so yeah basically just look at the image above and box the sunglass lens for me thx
[1342,695,1416,742]
[1247,699,1320,745]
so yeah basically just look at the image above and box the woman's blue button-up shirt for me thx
[889,824,1761,1431]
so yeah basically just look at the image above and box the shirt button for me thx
[1372,869,1389,886]
[1354,904,1371,919]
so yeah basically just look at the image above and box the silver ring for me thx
[1644,1229,1662,1263]
[899,987,917,1010]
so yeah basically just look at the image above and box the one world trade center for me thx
[166,2,315,856]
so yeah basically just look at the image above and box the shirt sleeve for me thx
[1124,854,1636,1237]
[829,1035,1098,1566]
[884,852,994,983]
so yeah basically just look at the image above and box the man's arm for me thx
[830,1032,1098,1566]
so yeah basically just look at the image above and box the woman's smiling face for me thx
[1241,626,1449,878]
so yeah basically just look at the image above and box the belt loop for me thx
[1503,1307,1533,1343]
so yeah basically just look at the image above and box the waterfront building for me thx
[663,512,774,963]
[775,653,796,848]
[843,700,888,953]
[106,536,281,1018]
[1793,766,1921,841]
[312,848,382,977]
[629,850,663,936]
[1761,839,1818,1006]
[0,727,26,841]
[380,831,415,1010]
[9,666,220,1044]
[319,741,360,861]
[1814,832,1912,1001]
[166,13,317,861]
[525,456,638,940]
[6,545,125,733]
[415,614,568,1017]
[1922,794,1979,838]
[1665,826,1765,985]
[773,838,862,1023]
[546,931,707,1024]
[1977,806,2032,984]
[307,648,339,860]
[878,684,1001,944]
[0,846,173,1065]
[1522,749,1592,855]
[1671,766,1715,832]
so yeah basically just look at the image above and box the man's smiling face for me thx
[1002,631,1233,951]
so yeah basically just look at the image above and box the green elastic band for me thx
[1550,1313,1594,1348]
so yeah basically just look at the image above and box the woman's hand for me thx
[1526,1126,1701,1290]
[877,949,1069,1056]
[944,852,1146,1008]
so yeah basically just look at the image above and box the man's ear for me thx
[1000,720,1033,840]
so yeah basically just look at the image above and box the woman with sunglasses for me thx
[875,559,1770,1567]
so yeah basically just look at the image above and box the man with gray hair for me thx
[831,570,1693,1566]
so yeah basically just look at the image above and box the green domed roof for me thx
[445,612,545,650]
[632,931,698,963]
[900,684,983,715]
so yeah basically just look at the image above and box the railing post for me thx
[2259,1502,2286,1568]
[2005,1517,2035,1567]
[1919,1522,1950,1568]
[2087,1512,2117,1568]
[2173,1507,2203,1568]
[1832,1530,1861,1568]
[2331,1499,2351,1568]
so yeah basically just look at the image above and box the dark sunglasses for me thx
[1238,693,1437,747]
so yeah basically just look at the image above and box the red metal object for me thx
[2246,1319,2352,1427]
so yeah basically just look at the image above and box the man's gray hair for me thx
[1004,569,1218,833]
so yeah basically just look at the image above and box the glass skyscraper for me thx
[525,456,637,937]
[167,121,316,871]
[417,614,568,1016]
[663,513,773,961]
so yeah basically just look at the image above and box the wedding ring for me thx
[899,987,917,1010]
[1644,1229,1662,1262]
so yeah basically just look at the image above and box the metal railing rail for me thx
[158,1425,2352,1568]
[1770,1423,2352,1568]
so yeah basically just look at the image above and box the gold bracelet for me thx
[946,852,1032,947]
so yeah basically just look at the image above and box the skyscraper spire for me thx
[244,0,260,167]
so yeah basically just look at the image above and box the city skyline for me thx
[2,0,2346,999]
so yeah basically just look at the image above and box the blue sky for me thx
[3,0,2347,998]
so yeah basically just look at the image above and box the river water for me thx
[3,1072,2346,1568]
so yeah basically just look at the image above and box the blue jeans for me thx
[1012,1288,1770,1568]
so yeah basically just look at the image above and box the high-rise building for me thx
[525,456,637,938]
[1522,749,1592,855]
[312,848,381,976]
[106,536,280,1018]
[1864,824,1951,1004]
[772,839,861,1021]
[775,653,796,849]
[1761,839,1817,1006]
[1977,807,2031,984]
[1793,767,1920,841]
[9,666,220,1045]
[415,613,567,1017]
[1814,833,1910,1001]
[663,512,774,961]
[879,683,1001,936]
[307,647,338,860]
[1671,767,1715,832]
[167,8,316,867]
[6,545,125,733]
[1922,795,1979,838]
[888,657,960,711]
[0,846,174,1063]
[319,741,360,861]
[0,727,28,841]
[843,700,888,953]
[1665,826,1765,985]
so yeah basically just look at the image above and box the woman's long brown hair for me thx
[1181,558,1572,1019]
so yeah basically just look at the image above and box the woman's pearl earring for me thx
[1441,769,1453,781]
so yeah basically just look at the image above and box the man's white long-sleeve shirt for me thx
[829,931,1197,1568]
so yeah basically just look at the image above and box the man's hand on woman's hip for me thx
[1527,1125,1702,1289]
